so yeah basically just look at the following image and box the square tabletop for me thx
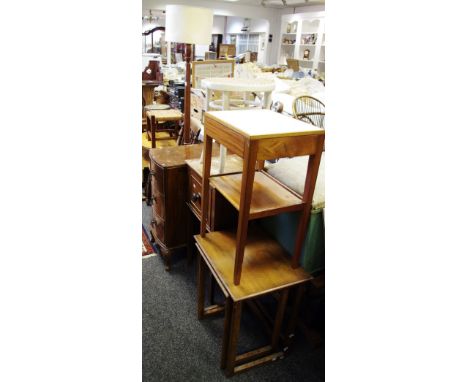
[205,109,324,140]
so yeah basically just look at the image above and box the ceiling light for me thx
[282,0,287,5]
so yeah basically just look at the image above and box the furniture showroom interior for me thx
[142,0,325,380]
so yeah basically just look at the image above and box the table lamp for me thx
[165,5,214,144]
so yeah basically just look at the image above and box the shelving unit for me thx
[277,11,325,77]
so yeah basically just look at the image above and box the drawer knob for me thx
[191,192,201,203]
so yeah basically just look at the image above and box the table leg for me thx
[271,289,289,351]
[284,284,305,349]
[220,297,233,370]
[218,91,231,173]
[197,252,206,319]
[225,300,242,377]
[200,136,213,237]
[263,91,272,109]
[151,118,156,149]
[233,140,259,285]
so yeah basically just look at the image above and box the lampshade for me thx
[165,5,213,45]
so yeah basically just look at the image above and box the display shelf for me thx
[195,227,311,302]
[210,171,304,220]
[277,11,325,75]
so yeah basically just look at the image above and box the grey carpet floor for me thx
[142,202,324,381]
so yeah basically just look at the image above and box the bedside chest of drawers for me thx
[148,144,206,270]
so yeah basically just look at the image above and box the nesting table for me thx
[195,109,325,376]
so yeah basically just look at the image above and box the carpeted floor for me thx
[142,202,325,381]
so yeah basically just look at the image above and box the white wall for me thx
[142,0,282,64]
[212,15,225,35]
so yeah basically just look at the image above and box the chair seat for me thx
[142,132,178,169]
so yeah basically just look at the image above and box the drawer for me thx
[151,192,165,220]
[188,171,203,215]
[150,162,164,194]
[151,216,165,243]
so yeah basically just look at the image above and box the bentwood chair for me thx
[292,95,325,128]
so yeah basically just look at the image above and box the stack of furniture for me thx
[194,109,325,376]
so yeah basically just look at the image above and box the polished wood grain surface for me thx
[194,227,311,302]
[205,109,324,140]
[209,171,305,220]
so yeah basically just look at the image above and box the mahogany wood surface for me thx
[194,227,311,302]
[209,171,304,220]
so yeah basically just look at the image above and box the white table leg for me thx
[263,91,272,109]
[218,91,230,173]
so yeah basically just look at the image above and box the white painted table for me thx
[200,77,275,172]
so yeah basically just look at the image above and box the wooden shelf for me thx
[195,227,311,302]
[210,171,304,220]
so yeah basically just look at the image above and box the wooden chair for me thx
[292,96,325,128]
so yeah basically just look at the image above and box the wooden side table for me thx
[195,228,312,376]
[146,109,183,148]
[200,109,325,285]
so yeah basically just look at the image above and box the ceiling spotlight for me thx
[261,0,266,6]
[282,0,287,5]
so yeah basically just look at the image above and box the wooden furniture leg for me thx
[220,297,233,370]
[271,289,289,351]
[208,274,216,306]
[200,136,213,237]
[292,136,324,267]
[151,117,157,149]
[284,284,305,350]
[197,252,206,319]
[225,300,243,377]
[233,140,259,285]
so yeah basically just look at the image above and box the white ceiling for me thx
[211,0,324,8]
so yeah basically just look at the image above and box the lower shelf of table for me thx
[209,171,305,220]
[194,227,311,302]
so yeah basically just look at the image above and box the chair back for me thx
[292,95,325,128]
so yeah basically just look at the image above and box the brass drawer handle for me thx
[191,192,201,203]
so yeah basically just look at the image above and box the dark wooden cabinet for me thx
[149,144,205,270]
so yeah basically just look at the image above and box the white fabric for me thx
[165,5,213,45]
